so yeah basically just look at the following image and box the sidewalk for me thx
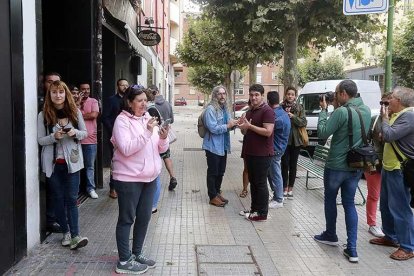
[8,105,414,275]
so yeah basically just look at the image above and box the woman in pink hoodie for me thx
[111,85,169,274]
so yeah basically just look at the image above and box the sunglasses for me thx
[380,101,389,106]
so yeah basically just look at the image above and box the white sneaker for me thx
[61,232,71,246]
[269,200,284,209]
[283,191,288,198]
[239,210,250,217]
[368,225,385,237]
[89,190,98,199]
[287,191,294,200]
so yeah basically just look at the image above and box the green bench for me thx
[297,144,366,206]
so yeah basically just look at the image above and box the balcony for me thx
[170,2,180,25]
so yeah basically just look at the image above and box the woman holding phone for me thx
[111,85,169,274]
[37,80,89,250]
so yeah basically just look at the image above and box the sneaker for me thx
[151,208,158,214]
[287,191,294,200]
[283,191,288,198]
[89,190,98,199]
[61,232,71,247]
[116,256,148,274]
[269,200,283,209]
[313,231,339,246]
[368,225,385,237]
[343,248,359,263]
[70,236,88,250]
[239,210,250,217]
[168,177,177,191]
[135,254,156,268]
[246,212,267,222]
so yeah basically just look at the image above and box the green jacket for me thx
[318,97,371,170]
[288,104,307,147]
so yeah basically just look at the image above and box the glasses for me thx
[380,101,389,106]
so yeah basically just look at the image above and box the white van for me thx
[297,79,382,149]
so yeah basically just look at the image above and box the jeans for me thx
[364,171,381,226]
[48,164,80,236]
[82,144,97,192]
[380,169,414,252]
[205,150,227,200]
[246,155,271,216]
[152,176,161,209]
[324,167,362,250]
[267,153,283,203]
[114,179,157,262]
[281,145,301,188]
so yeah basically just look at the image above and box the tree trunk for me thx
[224,70,234,112]
[249,58,257,85]
[283,21,299,89]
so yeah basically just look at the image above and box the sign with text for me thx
[137,30,161,46]
[343,0,388,15]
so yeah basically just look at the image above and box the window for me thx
[174,88,180,95]
[369,74,385,89]
[189,88,196,95]
[271,72,278,81]
[234,89,244,95]
[256,72,262,83]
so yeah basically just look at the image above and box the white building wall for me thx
[22,0,40,249]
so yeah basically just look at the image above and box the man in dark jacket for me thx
[150,85,178,191]
[102,78,129,198]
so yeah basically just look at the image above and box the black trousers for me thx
[205,150,227,200]
[281,145,301,188]
[246,155,271,216]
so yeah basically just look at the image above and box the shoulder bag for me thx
[390,142,414,186]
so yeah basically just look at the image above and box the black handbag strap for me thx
[390,142,405,163]
[346,106,369,150]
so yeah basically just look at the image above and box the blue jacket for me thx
[202,104,231,156]
[273,106,291,155]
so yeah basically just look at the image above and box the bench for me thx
[297,144,366,206]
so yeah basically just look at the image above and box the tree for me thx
[393,12,414,88]
[298,56,346,87]
[197,0,382,88]
[187,65,226,95]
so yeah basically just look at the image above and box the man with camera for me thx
[313,80,371,263]
[369,86,414,261]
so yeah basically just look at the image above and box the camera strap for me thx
[346,106,369,150]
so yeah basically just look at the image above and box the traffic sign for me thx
[343,0,388,15]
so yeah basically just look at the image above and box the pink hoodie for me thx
[111,110,169,182]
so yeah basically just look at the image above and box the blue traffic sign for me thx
[344,0,388,15]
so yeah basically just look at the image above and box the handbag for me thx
[167,127,177,144]
[345,106,379,172]
[390,142,414,186]
[298,127,309,147]
[70,141,80,163]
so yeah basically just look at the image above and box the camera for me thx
[319,91,335,103]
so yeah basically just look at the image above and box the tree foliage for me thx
[393,12,414,88]
[197,0,382,88]
[187,65,226,95]
[297,56,346,87]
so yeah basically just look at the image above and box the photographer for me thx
[314,80,371,263]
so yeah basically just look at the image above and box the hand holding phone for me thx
[161,118,172,128]
[63,127,72,133]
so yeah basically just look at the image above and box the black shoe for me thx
[168,177,177,191]
[46,222,62,233]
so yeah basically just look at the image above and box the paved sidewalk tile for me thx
[7,106,414,276]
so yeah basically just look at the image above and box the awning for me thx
[102,7,154,65]
[124,25,154,66]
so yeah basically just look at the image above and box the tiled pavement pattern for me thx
[8,105,414,275]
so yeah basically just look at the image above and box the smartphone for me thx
[62,127,71,133]
[161,118,172,128]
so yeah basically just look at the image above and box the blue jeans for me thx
[380,169,414,252]
[152,176,161,209]
[82,144,97,192]
[267,152,283,203]
[114,179,157,262]
[48,164,80,236]
[324,168,362,249]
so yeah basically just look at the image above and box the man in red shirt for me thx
[238,84,275,221]
[79,82,100,199]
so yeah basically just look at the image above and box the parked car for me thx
[174,97,187,106]
[234,105,249,119]
[233,99,248,111]
[198,99,204,106]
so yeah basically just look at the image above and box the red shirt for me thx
[80,97,99,144]
[242,102,275,157]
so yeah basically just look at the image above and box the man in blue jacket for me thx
[267,91,291,209]
[202,85,237,207]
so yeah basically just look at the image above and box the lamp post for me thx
[384,0,395,93]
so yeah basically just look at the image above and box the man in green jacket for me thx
[313,80,371,263]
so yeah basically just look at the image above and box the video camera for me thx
[319,91,335,104]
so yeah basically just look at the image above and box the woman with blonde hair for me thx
[38,80,89,250]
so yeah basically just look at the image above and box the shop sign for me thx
[137,30,161,46]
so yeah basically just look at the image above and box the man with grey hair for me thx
[202,85,238,207]
[369,86,414,261]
